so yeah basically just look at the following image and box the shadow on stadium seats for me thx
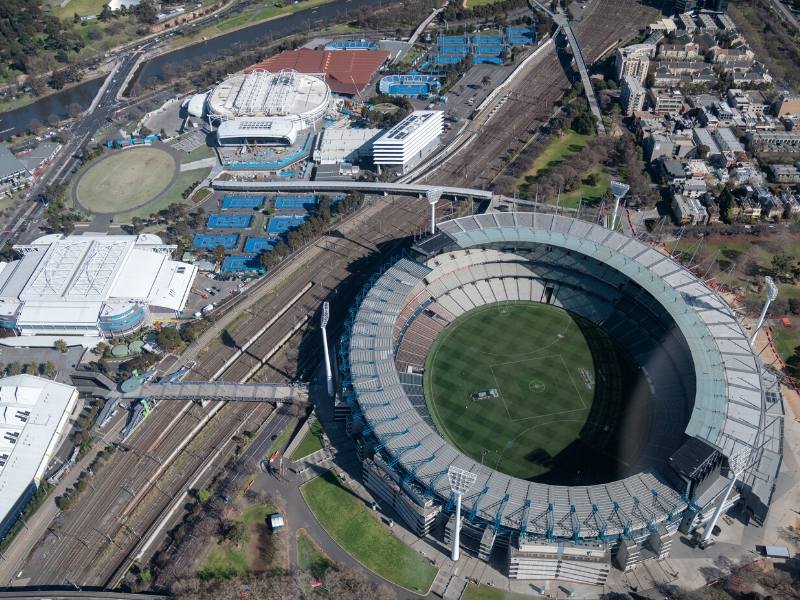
[288,234,419,385]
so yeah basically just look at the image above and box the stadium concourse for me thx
[338,212,783,584]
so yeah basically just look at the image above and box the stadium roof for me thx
[0,234,196,334]
[217,117,299,144]
[0,375,78,533]
[207,70,329,120]
[346,213,773,539]
[246,49,391,96]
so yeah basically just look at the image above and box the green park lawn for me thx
[290,420,325,460]
[557,167,611,209]
[301,471,438,593]
[769,320,800,363]
[297,529,334,579]
[52,0,107,18]
[269,419,297,455]
[517,130,594,196]
[462,582,543,600]
[197,502,277,580]
[74,147,177,214]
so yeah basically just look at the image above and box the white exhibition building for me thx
[0,234,197,347]
[0,375,78,537]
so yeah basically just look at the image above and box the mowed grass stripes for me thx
[423,302,595,480]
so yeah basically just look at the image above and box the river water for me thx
[1,0,383,137]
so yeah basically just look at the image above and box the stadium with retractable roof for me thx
[337,212,784,584]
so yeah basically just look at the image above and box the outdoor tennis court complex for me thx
[340,213,783,584]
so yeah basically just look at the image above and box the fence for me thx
[267,215,307,234]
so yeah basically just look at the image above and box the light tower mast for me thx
[447,466,476,561]
[750,276,778,347]
[427,188,443,235]
[321,301,334,398]
[609,180,630,231]
[700,447,751,546]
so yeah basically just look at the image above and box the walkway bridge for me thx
[211,179,494,201]
[121,381,309,404]
[529,0,605,135]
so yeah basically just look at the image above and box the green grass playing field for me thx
[424,302,608,481]
[74,146,177,214]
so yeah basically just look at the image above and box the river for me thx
[1,0,385,138]
[132,0,384,87]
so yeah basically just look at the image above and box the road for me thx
[770,0,800,29]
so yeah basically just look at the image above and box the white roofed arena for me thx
[0,234,197,347]
[204,70,332,147]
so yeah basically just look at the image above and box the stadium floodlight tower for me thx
[750,276,778,347]
[700,446,751,547]
[609,180,630,231]
[447,466,476,561]
[321,301,334,398]
[427,188,443,235]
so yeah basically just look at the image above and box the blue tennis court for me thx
[472,36,502,44]
[221,255,264,273]
[222,195,265,209]
[438,35,468,45]
[474,56,503,65]
[244,237,276,253]
[434,55,465,65]
[207,213,253,228]
[274,194,317,210]
[193,233,239,250]
[437,45,469,55]
[267,215,306,234]
[474,45,504,55]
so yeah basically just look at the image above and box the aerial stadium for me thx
[338,212,783,583]
[188,69,332,147]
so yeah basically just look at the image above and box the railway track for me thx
[21,195,434,586]
[432,0,660,188]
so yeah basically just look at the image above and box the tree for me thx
[156,327,182,352]
[98,3,113,21]
[212,245,226,265]
[7,362,20,376]
[40,362,57,379]
[481,74,491,86]
[324,567,395,600]
[771,252,792,278]
[718,187,735,224]
[131,216,144,233]
[23,362,37,375]
[54,339,68,353]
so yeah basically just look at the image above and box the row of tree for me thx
[258,193,364,270]
[56,445,116,511]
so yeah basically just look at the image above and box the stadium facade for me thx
[0,234,197,346]
[339,213,783,583]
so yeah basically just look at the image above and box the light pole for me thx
[447,466,476,562]
[750,276,778,347]
[427,188,443,235]
[701,447,751,546]
[321,301,334,398]
[609,180,630,232]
